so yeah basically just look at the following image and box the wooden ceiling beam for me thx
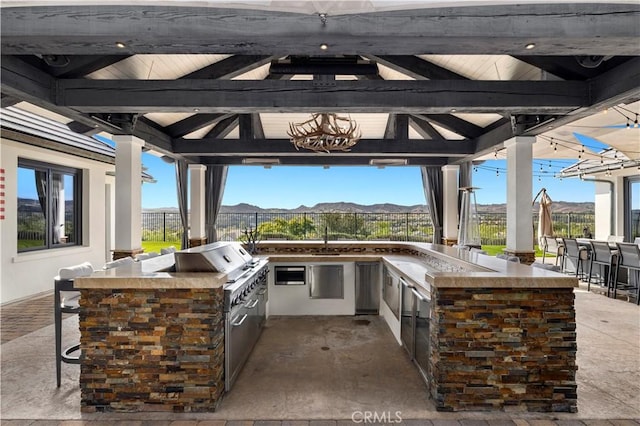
[172,138,474,157]
[2,4,638,55]
[589,57,640,107]
[54,79,588,114]
[252,113,265,140]
[182,55,273,80]
[1,94,20,108]
[383,114,396,139]
[198,156,449,166]
[204,115,239,139]
[512,55,633,81]
[165,113,232,138]
[409,115,442,139]
[417,114,484,139]
[49,55,131,78]
[367,55,467,80]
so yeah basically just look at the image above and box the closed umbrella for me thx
[536,188,554,247]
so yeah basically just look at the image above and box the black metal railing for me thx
[140,211,184,243]
[215,212,434,242]
[137,211,596,245]
[477,211,596,245]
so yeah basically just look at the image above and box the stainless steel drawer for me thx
[308,265,344,299]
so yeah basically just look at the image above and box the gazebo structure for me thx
[1,1,639,302]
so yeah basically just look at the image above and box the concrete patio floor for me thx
[1,283,638,425]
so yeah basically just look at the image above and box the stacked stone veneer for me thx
[429,287,577,412]
[79,288,224,412]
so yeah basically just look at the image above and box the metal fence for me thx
[140,211,596,246]
[215,212,434,242]
[477,212,596,245]
[141,212,183,242]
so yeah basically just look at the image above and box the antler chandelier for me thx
[288,113,361,153]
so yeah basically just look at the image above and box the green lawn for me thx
[481,245,550,257]
[141,241,181,253]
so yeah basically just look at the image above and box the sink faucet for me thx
[324,226,328,249]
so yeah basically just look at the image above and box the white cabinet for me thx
[268,262,355,315]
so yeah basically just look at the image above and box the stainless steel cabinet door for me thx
[414,288,431,380]
[308,265,344,299]
[355,262,380,314]
[383,266,400,319]
[400,279,415,359]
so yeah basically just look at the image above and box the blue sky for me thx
[140,155,596,209]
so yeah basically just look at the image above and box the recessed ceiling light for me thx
[450,108,457,113]
[115,42,126,49]
[193,108,200,112]
[525,43,536,50]
[320,44,328,51]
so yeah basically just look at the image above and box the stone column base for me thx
[112,248,143,261]
[441,237,458,246]
[503,249,536,265]
[189,237,207,248]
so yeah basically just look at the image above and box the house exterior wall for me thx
[614,174,626,238]
[589,167,637,241]
[1,137,114,304]
[594,181,613,240]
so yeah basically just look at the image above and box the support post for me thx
[112,135,145,260]
[504,136,536,264]
[441,165,460,246]
[189,164,207,248]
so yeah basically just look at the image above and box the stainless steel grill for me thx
[174,242,269,391]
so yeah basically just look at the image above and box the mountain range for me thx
[143,201,595,214]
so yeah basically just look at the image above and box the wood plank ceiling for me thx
[1,2,639,166]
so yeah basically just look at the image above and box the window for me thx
[17,159,82,252]
[625,176,640,241]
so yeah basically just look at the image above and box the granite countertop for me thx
[75,253,227,289]
[260,241,578,290]
[75,241,578,290]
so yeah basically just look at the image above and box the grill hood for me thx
[174,242,252,273]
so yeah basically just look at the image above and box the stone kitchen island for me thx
[75,241,578,413]
[75,254,228,413]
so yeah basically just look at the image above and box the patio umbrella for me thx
[536,188,554,247]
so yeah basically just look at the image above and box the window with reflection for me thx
[17,159,81,252]
[626,176,640,241]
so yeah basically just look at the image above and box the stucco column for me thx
[441,165,459,245]
[189,164,207,247]
[504,136,536,264]
[112,135,145,260]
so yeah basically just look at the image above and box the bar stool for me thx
[587,241,618,295]
[561,238,589,278]
[55,261,93,387]
[541,236,564,266]
[613,243,640,305]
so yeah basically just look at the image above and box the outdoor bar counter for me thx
[75,241,578,413]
